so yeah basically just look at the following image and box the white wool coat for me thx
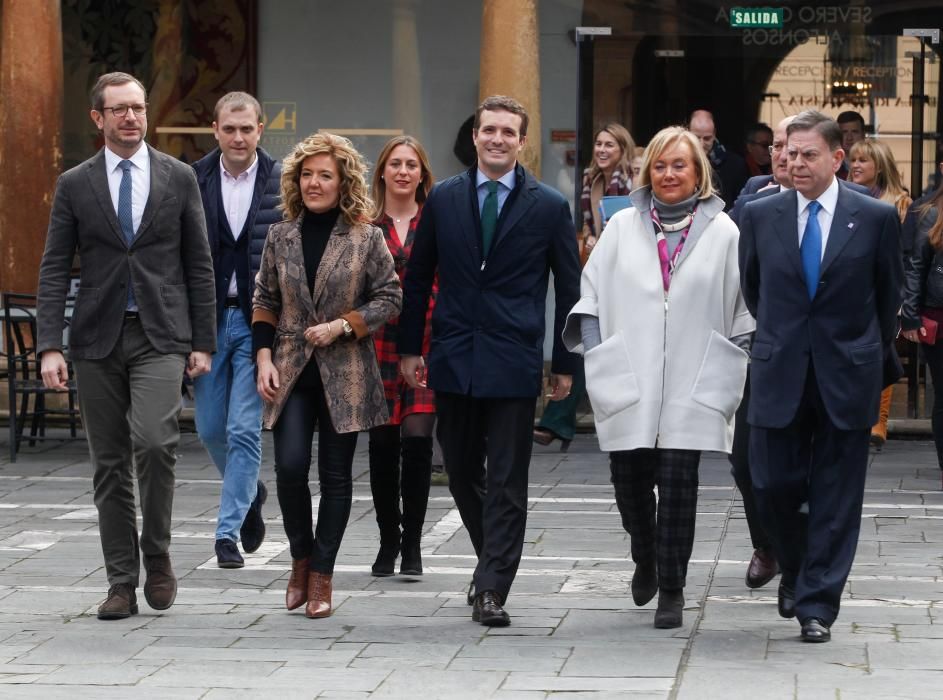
[563,188,754,453]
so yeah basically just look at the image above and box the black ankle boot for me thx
[631,558,657,606]
[371,536,400,577]
[653,588,684,629]
[399,436,433,576]
[369,428,401,576]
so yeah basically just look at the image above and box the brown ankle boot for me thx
[286,557,311,610]
[304,571,333,619]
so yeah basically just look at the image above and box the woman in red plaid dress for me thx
[368,136,437,577]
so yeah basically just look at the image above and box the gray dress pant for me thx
[73,317,186,587]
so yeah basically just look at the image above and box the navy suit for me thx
[730,176,870,227]
[728,177,875,561]
[738,181,902,625]
[399,163,580,600]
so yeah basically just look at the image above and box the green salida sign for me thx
[730,7,784,28]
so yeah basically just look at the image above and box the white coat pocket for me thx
[584,331,641,421]
[690,330,749,419]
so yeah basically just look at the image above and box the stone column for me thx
[0,0,63,294]
[392,0,422,138]
[479,0,541,176]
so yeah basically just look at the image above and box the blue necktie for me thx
[800,200,822,300]
[118,160,137,308]
[481,180,499,257]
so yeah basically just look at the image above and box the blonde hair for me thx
[370,135,435,221]
[279,132,372,224]
[848,139,911,222]
[637,126,716,201]
[586,123,636,183]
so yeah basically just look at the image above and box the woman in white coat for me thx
[563,126,754,629]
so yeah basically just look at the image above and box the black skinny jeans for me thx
[922,340,943,469]
[273,369,358,573]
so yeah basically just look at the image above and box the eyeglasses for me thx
[101,104,148,118]
[768,144,786,156]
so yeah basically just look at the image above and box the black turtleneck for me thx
[252,207,340,356]
[301,207,340,293]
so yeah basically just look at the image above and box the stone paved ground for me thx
[0,430,941,698]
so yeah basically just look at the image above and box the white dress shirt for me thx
[796,176,839,262]
[220,153,259,297]
[104,144,150,236]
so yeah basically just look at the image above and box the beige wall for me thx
[764,36,941,192]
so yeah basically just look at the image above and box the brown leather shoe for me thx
[745,548,779,589]
[97,583,138,620]
[143,554,177,610]
[286,557,311,610]
[304,571,333,619]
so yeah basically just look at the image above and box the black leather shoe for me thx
[745,548,779,589]
[472,590,510,627]
[240,481,267,554]
[631,558,658,606]
[800,617,831,643]
[466,580,476,606]
[777,581,796,619]
[216,538,244,569]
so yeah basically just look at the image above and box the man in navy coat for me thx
[191,92,281,568]
[738,110,902,643]
[399,95,580,626]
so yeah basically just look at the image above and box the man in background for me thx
[192,91,282,568]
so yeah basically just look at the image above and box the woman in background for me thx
[849,138,911,449]
[534,123,635,451]
[901,183,943,488]
[367,136,437,577]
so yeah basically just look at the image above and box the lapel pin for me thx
[847,223,854,229]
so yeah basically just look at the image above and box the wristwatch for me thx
[341,319,354,337]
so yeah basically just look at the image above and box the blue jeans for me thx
[193,307,263,542]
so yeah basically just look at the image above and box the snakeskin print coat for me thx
[252,213,401,432]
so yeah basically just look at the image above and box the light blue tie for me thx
[118,160,137,309]
[800,200,822,300]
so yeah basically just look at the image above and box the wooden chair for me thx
[3,292,80,461]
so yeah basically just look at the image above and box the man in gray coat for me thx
[37,72,216,620]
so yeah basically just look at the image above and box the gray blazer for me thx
[37,145,216,360]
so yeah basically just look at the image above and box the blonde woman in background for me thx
[535,123,636,451]
[849,138,911,449]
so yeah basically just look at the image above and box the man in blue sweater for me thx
[192,92,282,567]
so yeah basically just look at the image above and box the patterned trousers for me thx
[610,448,701,590]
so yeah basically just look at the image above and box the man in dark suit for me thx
[689,109,750,211]
[729,116,874,593]
[398,95,580,626]
[37,72,216,620]
[191,92,281,569]
[738,110,902,643]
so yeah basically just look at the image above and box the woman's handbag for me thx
[920,315,939,345]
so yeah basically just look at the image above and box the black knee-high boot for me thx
[399,436,433,575]
[369,428,401,576]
